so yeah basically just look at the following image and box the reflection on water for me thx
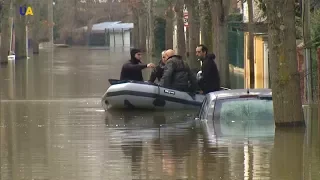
[0,47,319,180]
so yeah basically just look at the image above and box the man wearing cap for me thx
[120,48,155,81]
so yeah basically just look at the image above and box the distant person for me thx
[148,50,167,83]
[196,44,220,93]
[159,49,198,92]
[120,48,155,81]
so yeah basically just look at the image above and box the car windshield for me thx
[213,97,275,137]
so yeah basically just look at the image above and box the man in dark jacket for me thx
[159,49,198,92]
[120,48,155,81]
[149,50,166,83]
[196,44,220,94]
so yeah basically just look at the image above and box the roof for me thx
[207,88,272,100]
[77,21,134,31]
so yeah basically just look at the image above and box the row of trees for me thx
[0,0,51,62]
[128,0,235,90]
[55,0,131,44]
[0,0,131,63]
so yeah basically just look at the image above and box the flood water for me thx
[0,47,319,180]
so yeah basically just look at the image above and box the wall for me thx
[109,31,131,47]
[244,32,266,88]
[254,35,264,88]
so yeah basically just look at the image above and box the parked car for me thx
[196,89,275,146]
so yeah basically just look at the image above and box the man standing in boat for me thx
[159,49,198,92]
[196,44,220,94]
[148,50,167,83]
[120,48,155,81]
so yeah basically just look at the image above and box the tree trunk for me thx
[186,0,200,71]
[247,0,255,88]
[209,0,231,88]
[86,19,95,46]
[47,0,53,46]
[139,10,147,52]
[165,4,173,49]
[265,0,304,126]
[32,0,40,54]
[148,0,155,55]
[199,0,212,51]
[174,0,186,59]
[0,1,11,64]
[86,15,106,46]
[132,8,140,48]
[14,0,27,60]
[185,28,189,56]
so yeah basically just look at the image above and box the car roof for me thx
[207,88,272,101]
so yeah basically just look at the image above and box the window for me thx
[213,97,274,136]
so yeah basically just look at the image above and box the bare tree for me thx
[199,0,212,51]
[208,0,231,88]
[58,0,130,45]
[164,0,173,49]
[14,0,27,59]
[247,0,255,88]
[173,0,186,58]
[131,6,140,48]
[0,0,11,63]
[185,0,200,71]
[138,3,147,51]
[31,0,40,53]
[124,0,148,49]
[147,0,155,54]
[48,0,53,45]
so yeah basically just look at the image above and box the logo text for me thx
[19,6,33,16]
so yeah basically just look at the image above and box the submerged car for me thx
[196,89,275,145]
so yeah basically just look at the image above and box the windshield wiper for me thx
[259,96,272,100]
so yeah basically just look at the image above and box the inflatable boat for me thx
[101,79,206,110]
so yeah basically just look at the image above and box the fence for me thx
[228,30,244,69]
[297,47,319,104]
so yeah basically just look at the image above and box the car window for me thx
[213,97,275,136]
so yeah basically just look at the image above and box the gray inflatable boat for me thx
[101,80,205,110]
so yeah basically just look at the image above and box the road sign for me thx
[183,4,187,13]
[183,5,188,27]
[183,14,188,27]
